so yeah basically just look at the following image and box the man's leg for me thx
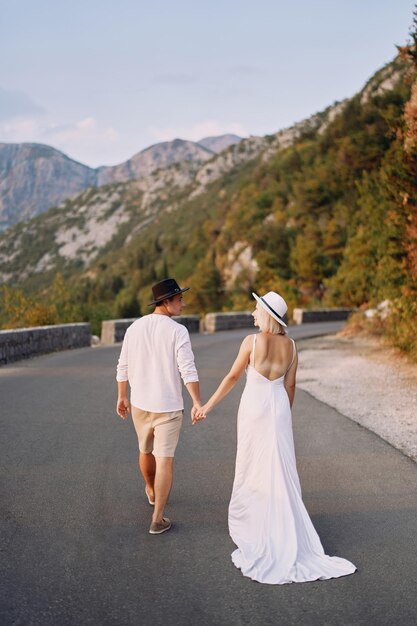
[150,410,182,526]
[139,452,156,500]
[131,406,155,498]
[152,456,173,523]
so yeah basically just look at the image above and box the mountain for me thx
[1,52,414,350]
[0,143,96,231]
[197,134,242,153]
[0,102,345,291]
[0,136,242,232]
[96,138,213,186]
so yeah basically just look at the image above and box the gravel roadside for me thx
[296,333,417,464]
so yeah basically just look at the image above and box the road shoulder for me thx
[296,333,417,464]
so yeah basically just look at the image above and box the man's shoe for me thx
[145,487,155,506]
[149,517,171,535]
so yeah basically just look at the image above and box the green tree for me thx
[324,171,406,306]
[290,221,324,300]
[114,287,141,319]
[377,16,417,355]
[187,251,225,313]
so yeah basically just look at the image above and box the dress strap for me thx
[251,334,257,367]
[286,338,296,373]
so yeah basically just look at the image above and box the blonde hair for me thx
[256,304,286,335]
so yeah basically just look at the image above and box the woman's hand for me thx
[194,403,211,423]
[192,404,210,424]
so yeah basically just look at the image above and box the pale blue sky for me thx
[1,1,415,166]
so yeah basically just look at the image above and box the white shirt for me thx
[116,313,199,412]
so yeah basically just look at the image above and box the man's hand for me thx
[191,404,206,425]
[191,404,205,425]
[195,404,211,421]
[117,397,130,420]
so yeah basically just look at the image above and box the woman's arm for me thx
[284,351,298,407]
[197,335,253,417]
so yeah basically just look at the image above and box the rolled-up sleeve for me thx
[116,331,129,382]
[176,327,198,384]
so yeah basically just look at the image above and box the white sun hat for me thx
[252,291,288,327]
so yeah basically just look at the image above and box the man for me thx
[116,278,201,535]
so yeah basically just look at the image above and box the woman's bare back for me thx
[250,332,296,381]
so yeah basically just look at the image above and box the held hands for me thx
[192,403,212,424]
[116,397,130,420]
[191,404,203,425]
[191,403,211,425]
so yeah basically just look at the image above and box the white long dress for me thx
[228,334,356,584]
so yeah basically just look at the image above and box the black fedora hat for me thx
[148,278,190,306]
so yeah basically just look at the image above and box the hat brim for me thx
[148,286,190,306]
[252,292,287,327]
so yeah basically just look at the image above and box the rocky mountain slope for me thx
[95,139,213,186]
[0,102,344,289]
[0,143,96,231]
[0,135,242,231]
[197,134,242,152]
[0,54,409,320]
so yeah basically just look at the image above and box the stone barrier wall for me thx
[101,319,137,345]
[173,315,200,334]
[204,312,255,333]
[0,323,91,365]
[101,315,200,345]
[292,308,354,324]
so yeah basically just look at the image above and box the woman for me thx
[196,291,356,584]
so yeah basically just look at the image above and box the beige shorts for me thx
[131,406,184,458]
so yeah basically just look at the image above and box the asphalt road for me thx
[1,322,416,626]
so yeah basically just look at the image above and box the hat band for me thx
[260,297,285,323]
[155,288,180,301]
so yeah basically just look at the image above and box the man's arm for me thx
[117,381,130,420]
[116,333,130,420]
[176,328,201,421]
[185,381,201,422]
